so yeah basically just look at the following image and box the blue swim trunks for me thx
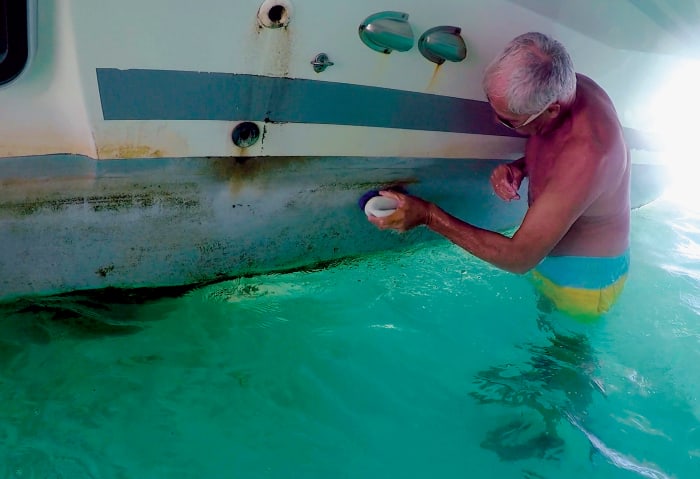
[531,250,630,318]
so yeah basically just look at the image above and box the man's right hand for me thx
[366,190,432,233]
[490,163,523,201]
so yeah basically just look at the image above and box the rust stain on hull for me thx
[208,156,313,195]
[245,11,294,78]
[262,26,294,77]
[97,145,166,159]
[204,155,421,206]
[95,122,190,159]
[427,64,443,92]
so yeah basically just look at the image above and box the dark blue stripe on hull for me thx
[96,68,660,151]
[96,68,519,137]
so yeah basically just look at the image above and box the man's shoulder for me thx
[569,91,625,157]
[559,127,625,175]
[555,109,628,198]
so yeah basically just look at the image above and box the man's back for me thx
[525,74,630,257]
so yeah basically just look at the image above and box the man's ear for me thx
[546,103,562,119]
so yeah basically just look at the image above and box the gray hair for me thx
[483,32,576,115]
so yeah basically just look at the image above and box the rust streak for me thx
[207,156,312,196]
[97,145,165,159]
[95,123,190,159]
[427,64,443,92]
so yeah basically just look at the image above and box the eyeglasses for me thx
[496,101,553,130]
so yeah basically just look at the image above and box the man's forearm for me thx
[425,203,533,274]
[511,156,527,174]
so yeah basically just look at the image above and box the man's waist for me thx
[533,250,630,289]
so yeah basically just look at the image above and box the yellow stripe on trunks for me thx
[531,251,630,319]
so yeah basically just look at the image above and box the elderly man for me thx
[368,32,630,318]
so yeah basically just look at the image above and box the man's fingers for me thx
[378,190,402,201]
[505,165,514,183]
[494,181,520,201]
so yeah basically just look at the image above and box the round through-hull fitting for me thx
[231,122,261,149]
[257,0,293,29]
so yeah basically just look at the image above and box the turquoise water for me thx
[1,194,699,478]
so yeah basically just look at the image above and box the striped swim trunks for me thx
[531,250,630,319]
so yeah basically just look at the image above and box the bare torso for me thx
[524,74,630,257]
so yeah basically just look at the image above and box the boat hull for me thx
[0,0,683,299]
[0,154,666,300]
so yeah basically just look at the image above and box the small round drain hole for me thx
[268,5,285,23]
[257,0,293,28]
[232,122,261,148]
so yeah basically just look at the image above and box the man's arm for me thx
[424,205,531,273]
[371,141,605,273]
[510,156,527,177]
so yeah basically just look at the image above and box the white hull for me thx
[0,0,681,299]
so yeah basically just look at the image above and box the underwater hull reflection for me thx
[0,154,665,301]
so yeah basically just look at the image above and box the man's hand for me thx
[366,190,432,232]
[490,163,523,201]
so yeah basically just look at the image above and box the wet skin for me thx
[369,74,630,272]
